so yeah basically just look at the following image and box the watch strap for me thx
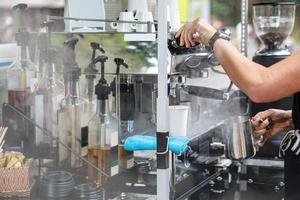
[208,31,230,50]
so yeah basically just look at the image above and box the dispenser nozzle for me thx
[94,56,110,100]
[12,3,28,26]
[64,37,79,50]
[93,55,108,81]
[63,37,79,65]
[63,37,80,81]
[13,3,29,47]
[93,55,108,64]
[114,58,128,74]
[91,42,105,54]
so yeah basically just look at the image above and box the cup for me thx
[111,11,136,32]
[135,11,155,32]
[169,105,189,136]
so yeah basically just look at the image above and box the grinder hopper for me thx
[253,2,295,50]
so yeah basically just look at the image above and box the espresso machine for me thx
[251,2,296,157]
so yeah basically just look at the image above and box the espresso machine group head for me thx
[168,30,230,79]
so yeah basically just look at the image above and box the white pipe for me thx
[157,0,170,199]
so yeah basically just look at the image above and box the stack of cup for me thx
[110,11,136,32]
[135,11,155,32]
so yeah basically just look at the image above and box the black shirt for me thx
[292,92,300,129]
[285,92,300,199]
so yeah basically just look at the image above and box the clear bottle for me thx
[5,4,38,153]
[31,48,65,158]
[88,59,119,186]
[57,38,90,168]
[58,68,89,168]
[117,75,135,172]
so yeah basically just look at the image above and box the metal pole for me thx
[241,0,248,57]
[157,0,170,199]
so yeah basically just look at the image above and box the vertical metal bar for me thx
[241,0,248,57]
[157,0,170,200]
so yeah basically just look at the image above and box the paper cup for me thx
[169,105,189,136]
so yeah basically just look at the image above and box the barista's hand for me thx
[251,109,294,147]
[175,18,217,48]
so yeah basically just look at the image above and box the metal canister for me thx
[222,116,259,160]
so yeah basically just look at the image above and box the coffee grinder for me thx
[251,2,296,156]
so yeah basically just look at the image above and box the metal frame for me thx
[156,0,170,200]
[241,0,248,57]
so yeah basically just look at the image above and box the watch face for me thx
[219,32,230,40]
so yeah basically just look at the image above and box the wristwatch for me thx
[208,30,230,50]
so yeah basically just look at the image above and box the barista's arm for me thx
[213,39,300,102]
[176,18,300,103]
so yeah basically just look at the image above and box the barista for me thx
[176,18,300,199]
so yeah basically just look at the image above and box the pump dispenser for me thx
[7,3,37,93]
[58,37,89,168]
[110,58,135,172]
[88,55,119,186]
[110,58,128,118]
[85,42,105,102]
[30,20,65,158]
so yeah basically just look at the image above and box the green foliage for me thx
[211,0,241,26]
[52,33,157,74]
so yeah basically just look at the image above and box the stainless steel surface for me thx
[169,74,186,98]
[222,116,256,160]
[171,49,220,79]
[183,85,230,100]
[242,158,284,168]
[49,15,157,25]
[111,193,156,200]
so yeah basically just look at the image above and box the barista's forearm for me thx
[213,39,272,102]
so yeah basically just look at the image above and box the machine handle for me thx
[183,85,230,100]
